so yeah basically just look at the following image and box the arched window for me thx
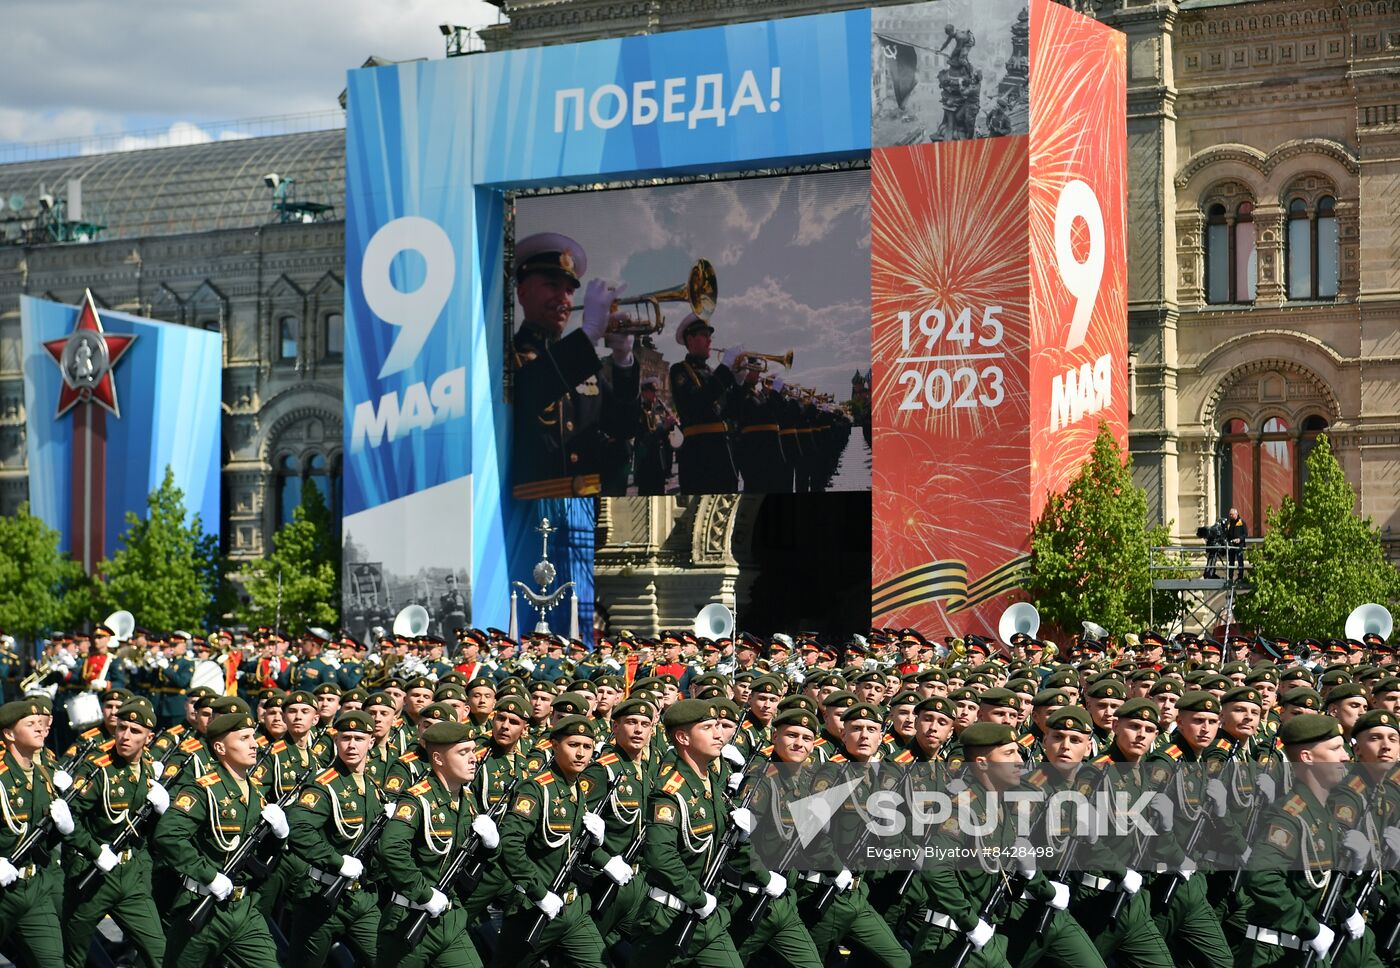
[279,315,299,360]
[308,453,330,505]
[1217,414,1331,532]
[1205,201,1256,304]
[276,455,300,527]
[1287,195,1339,300]
[325,313,343,360]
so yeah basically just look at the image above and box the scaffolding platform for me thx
[1148,541,1260,635]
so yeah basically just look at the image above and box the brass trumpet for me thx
[713,349,794,372]
[571,259,718,335]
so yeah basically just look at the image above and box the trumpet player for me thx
[670,314,743,493]
[734,367,790,492]
[632,377,677,495]
[510,232,639,500]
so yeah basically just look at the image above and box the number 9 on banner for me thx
[1053,179,1103,351]
[362,216,456,380]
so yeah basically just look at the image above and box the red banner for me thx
[871,0,1126,638]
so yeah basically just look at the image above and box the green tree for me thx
[0,503,91,638]
[239,480,340,631]
[1236,434,1400,639]
[95,467,224,631]
[1026,422,1177,636]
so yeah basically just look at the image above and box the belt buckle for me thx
[231,886,247,902]
[349,879,361,892]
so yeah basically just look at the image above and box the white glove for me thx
[1012,838,1036,878]
[763,871,787,898]
[53,769,73,792]
[581,811,606,845]
[146,781,170,814]
[156,656,170,669]
[580,279,618,344]
[1120,868,1143,895]
[425,888,450,917]
[1308,923,1336,958]
[92,679,110,692]
[149,761,165,780]
[730,807,755,841]
[602,855,633,886]
[604,331,634,366]
[1148,793,1174,829]
[96,844,121,871]
[49,798,74,835]
[536,890,564,920]
[1049,881,1070,910]
[726,772,744,794]
[691,891,718,919]
[0,857,17,886]
[338,855,364,880]
[518,658,536,673]
[261,802,289,839]
[1341,829,1372,872]
[721,744,747,769]
[720,344,745,371]
[1385,826,1400,859]
[1205,779,1228,817]
[771,375,785,393]
[471,814,500,850]
[1256,773,1275,803]
[833,868,854,892]
[967,918,995,950]
[1179,855,1196,881]
[207,872,233,900]
[1345,908,1366,940]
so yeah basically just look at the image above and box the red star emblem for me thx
[42,289,136,419]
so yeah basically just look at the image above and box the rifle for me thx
[1108,778,1171,925]
[1035,760,1114,932]
[185,757,320,931]
[3,755,101,879]
[1302,860,1350,968]
[402,774,522,946]
[592,760,647,916]
[1158,735,1244,911]
[525,770,625,952]
[59,735,102,775]
[73,750,200,895]
[1227,745,1270,893]
[1326,773,1388,963]
[673,764,763,956]
[318,810,390,908]
[809,757,920,919]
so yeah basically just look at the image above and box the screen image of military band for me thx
[509,170,873,500]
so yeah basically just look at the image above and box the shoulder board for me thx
[1092,753,1112,765]
[894,749,915,764]
[81,726,101,740]
[1282,794,1308,817]
[535,771,556,786]
[1214,738,1233,752]
[400,751,419,763]
[473,746,490,761]
[271,741,288,754]
[1345,774,1368,795]
[598,752,620,766]
[1018,734,1037,748]
[168,724,186,736]
[406,779,432,796]
[661,771,686,794]
[99,738,115,751]
[196,772,222,789]
[180,737,204,753]
[0,761,7,776]
[93,753,113,767]
[255,736,269,748]
[1025,769,1049,789]
[1163,744,1184,760]
[315,768,340,786]
[829,753,849,763]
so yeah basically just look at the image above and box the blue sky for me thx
[0,0,502,152]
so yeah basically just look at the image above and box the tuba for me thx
[693,603,735,640]
[997,602,1040,644]
[393,605,431,638]
[1346,603,1394,642]
[573,259,718,335]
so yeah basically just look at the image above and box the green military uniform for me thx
[0,699,67,968]
[285,742,384,966]
[61,700,167,968]
[494,715,608,968]
[376,723,493,968]
[579,722,656,946]
[151,712,282,968]
[248,731,319,921]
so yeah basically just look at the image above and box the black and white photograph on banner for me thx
[872,0,1031,147]
[509,169,872,499]
[340,477,472,645]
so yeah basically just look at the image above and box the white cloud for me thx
[0,0,502,145]
[794,175,869,246]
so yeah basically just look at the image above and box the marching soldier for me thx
[376,719,498,968]
[284,710,385,966]
[152,710,289,968]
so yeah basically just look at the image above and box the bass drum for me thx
[190,658,225,693]
[64,691,103,730]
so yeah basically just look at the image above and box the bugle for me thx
[570,258,717,335]
[713,348,793,372]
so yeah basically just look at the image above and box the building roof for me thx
[0,128,345,243]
